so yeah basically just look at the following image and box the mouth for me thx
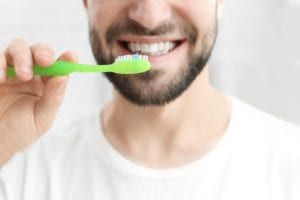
[117,37,186,56]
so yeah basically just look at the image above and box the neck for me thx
[101,67,231,168]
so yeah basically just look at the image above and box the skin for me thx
[0,0,230,168]
[0,41,78,166]
[85,0,230,168]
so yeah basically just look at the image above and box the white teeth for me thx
[127,42,176,56]
[141,44,148,53]
[158,42,164,51]
[115,54,149,62]
[128,43,134,52]
[149,43,158,54]
[136,43,141,52]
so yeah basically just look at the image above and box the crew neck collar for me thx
[88,95,239,180]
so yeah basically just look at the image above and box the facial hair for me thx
[89,16,218,106]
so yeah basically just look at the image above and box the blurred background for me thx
[0,0,300,128]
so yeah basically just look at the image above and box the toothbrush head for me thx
[112,54,151,75]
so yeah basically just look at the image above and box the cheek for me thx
[88,0,132,22]
[175,0,217,30]
[88,1,126,35]
[181,1,217,45]
[87,1,124,52]
[88,2,112,31]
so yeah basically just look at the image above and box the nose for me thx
[128,0,172,29]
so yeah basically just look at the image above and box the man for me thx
[0,0,299,199]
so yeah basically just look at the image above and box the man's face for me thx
[85,0,222,106]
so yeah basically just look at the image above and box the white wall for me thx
[211,0,300,124]
[1,0,300,127]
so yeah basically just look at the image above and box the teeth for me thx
[141,44,149,53]
[127,42,176,56]
[149,43,158,54]
[115,54,149,62]
[136,43,141,52]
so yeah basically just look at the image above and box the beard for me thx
[89,16,218,107]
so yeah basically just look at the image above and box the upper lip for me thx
[117,35,186,44]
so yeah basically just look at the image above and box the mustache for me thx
[106,18,197,45]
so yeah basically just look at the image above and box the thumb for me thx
[34,50,78,133]
[34,75,69,134]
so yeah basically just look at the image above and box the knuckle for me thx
[8,46,28,58]
[11,38,27,44]
[32,45,55,67]
[6,39,30,57]
[9,38,28,50]
[32,43,55,60]
[33,42,50,48]
[32,42,53,52]
[8,50,32,67]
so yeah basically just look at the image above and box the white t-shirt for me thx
[1,96,300,200]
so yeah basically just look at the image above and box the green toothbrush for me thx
[6,54,151,77]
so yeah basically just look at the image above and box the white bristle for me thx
[115,54,149,62]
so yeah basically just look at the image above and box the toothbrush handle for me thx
[6,60,79,77]
[6,61,113,77]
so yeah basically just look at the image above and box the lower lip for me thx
[116,41,187,68]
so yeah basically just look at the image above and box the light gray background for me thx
[0,0,300,128]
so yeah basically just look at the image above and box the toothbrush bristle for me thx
[115,54,149,62]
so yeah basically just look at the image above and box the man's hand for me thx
[0,39,78,166]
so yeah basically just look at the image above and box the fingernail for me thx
[18,66,32,79]
[19,66,31,75]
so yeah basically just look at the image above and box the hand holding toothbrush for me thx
[0,38,150,166]
[0,39,77,166]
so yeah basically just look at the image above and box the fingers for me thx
[41,50,78,84]
[34,51,78,132]
[0,52,6,83]
[2,39,78,85]
[34,76,69,133]
[58,50,78,63]
[30,43,55,67]
[5,38,33,81]
[4,39,58,82]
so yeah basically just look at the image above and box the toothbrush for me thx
[6,54,151,77]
